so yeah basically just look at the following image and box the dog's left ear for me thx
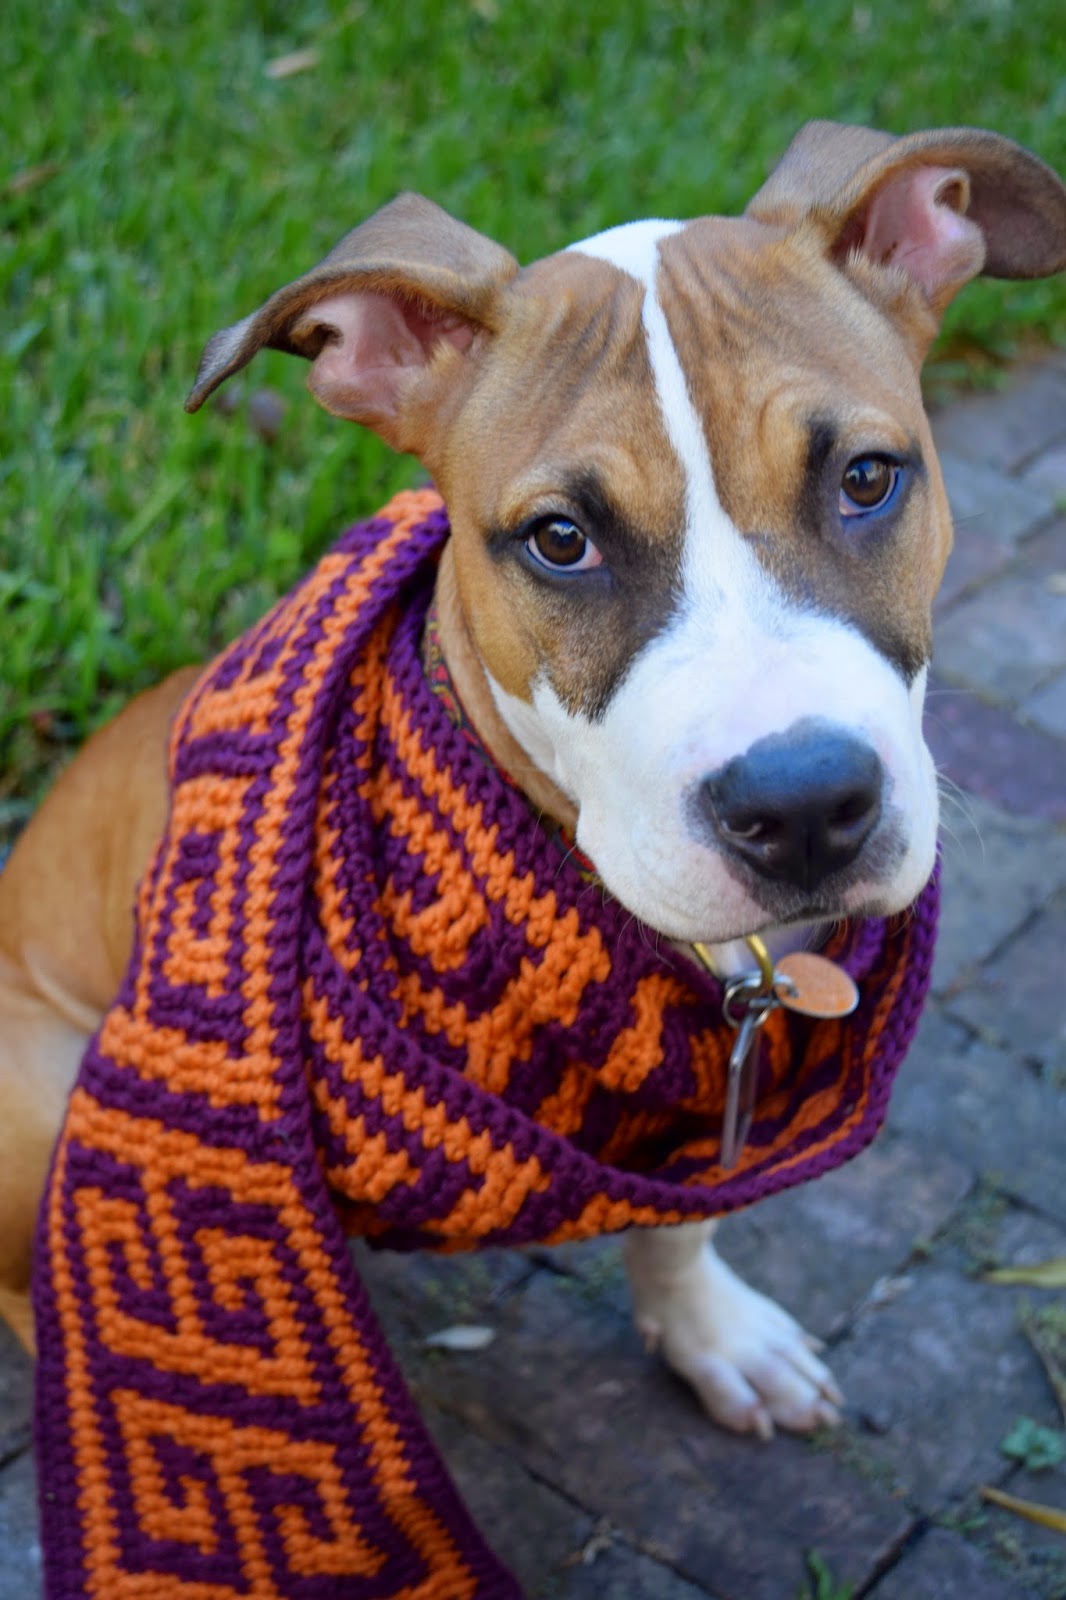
[747,121,1066,346]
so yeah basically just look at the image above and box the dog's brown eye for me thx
[840,457,899,516]
[526,518,603,573]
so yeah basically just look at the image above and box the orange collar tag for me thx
[774,952,860,1019]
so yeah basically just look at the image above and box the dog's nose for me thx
[699,723,883,891]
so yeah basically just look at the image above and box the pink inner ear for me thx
[854,164,987,301]
[292,291,473,424]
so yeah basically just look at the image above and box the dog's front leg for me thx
[622,1220,842,1440]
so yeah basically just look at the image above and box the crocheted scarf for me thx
[33,488,938,1600]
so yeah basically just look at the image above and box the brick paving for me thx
[2,356,1065,1598]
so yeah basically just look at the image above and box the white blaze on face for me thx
[487,221,939,942]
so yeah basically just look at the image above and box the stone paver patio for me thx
[1,355,1065,1599]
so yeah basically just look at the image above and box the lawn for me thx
[3,0,1065,832]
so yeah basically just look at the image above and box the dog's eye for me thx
[840,456,900,516]
[525,518,603,573]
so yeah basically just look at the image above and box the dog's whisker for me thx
[935,775,984,859]
[944,511,988,531]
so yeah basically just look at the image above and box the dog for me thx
[2,119,1064,1455]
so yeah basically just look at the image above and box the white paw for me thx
[630,1243,843,1440]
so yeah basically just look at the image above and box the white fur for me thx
[623,1221,843,1438]
[488,222,938,944]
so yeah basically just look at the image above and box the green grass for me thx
[3,0,1065,824]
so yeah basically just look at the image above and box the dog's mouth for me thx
[637,883,895,958]
[709,808,909,925]
[633,817,913,952]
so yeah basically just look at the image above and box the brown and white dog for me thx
[2,121,1064,1442]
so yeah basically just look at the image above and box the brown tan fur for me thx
[0,668,197,1345]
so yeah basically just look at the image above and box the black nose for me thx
[699,722,883,891]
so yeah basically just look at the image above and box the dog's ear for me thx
[185,194,519,451]
[747,121,1066,341]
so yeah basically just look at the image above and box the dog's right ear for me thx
[185,194,519,453]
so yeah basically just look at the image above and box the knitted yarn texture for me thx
[33,488,939,1599]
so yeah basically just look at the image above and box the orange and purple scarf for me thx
[33,488,938,1599]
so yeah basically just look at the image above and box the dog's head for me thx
[188,121,1066,944]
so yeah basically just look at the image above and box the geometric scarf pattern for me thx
[33,488,938,1597]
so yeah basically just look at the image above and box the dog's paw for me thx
[633,1245,842,1440]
